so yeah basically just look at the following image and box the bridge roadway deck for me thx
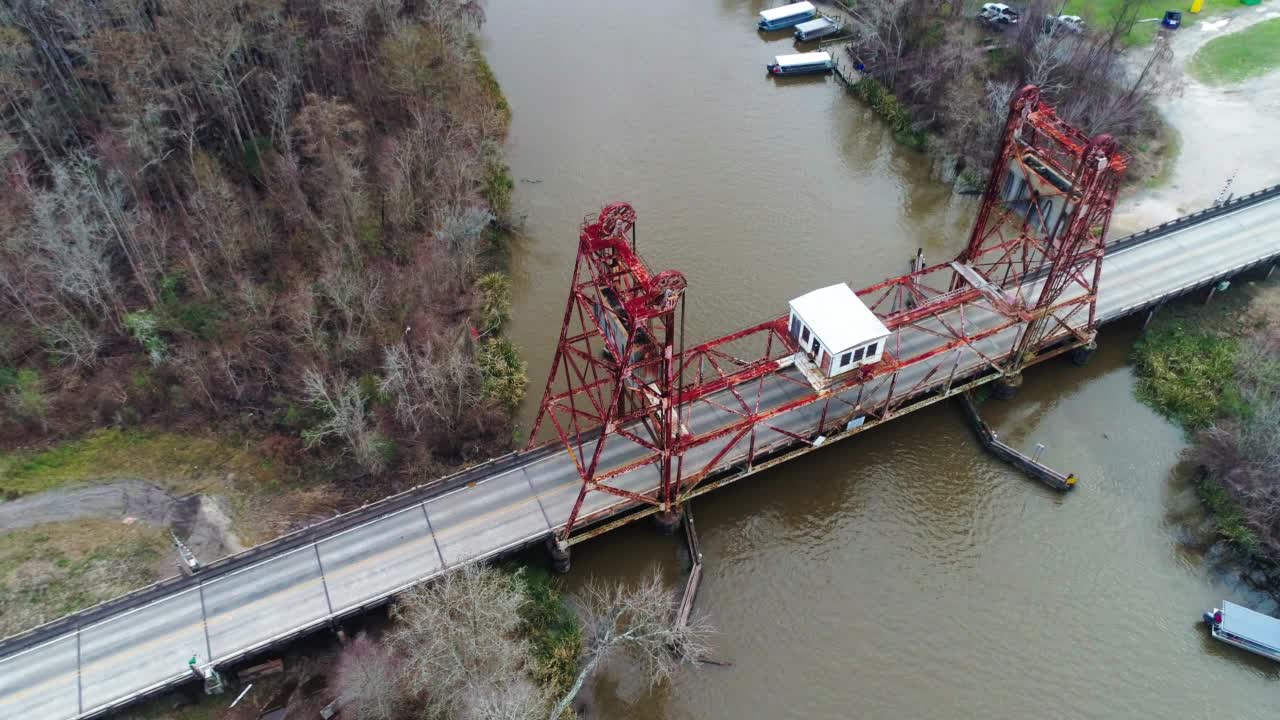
[3,191,1279,720]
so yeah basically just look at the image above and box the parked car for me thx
[978,3,1020,25]
[1044,14,1085,34]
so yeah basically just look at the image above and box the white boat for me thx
[758,2,816,31]
[1204,601,1280,662]
[767,51,833,76]
[794,17,840,42]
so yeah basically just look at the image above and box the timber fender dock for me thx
[676,504,705,630]
[959,392,1077,491]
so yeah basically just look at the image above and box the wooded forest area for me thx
[0,0,525,482]
[845,0,1178,186]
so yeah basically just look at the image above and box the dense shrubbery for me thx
[1192,328,1280,559]
[1133,323,1240,430]
[0,0,522,480]
[332,564,709,720]
[1134,289,1280,561]
[851,78,927,150]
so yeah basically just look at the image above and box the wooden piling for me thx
[675,504,704,629]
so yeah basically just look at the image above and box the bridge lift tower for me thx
[529,86,1125,553]
[959,85,1126,391]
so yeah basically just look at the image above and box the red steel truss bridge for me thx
[4,87,1280,720]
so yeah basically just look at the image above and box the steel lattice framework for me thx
[530,85,1126,542]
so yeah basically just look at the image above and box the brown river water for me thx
[481,1,1279,717]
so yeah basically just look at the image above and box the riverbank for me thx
[1132,275,1280,595]
[836,1,1180,190]
[1117,8,1280,571]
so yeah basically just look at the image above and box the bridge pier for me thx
[654,507,682,536]
[1069,341,1097,367]
[546,536,571,574]
[991,374,1022,400]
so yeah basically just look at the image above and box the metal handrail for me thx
[0,442,558,657]
[1107,182,1280,255]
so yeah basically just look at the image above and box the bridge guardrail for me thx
[1106,183,1280,255]
[0,441,562,658]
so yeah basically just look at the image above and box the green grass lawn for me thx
[1062,0,1257,45]
[0,429,284,500]
[1189,16,1280,83]
[0,519,170,637]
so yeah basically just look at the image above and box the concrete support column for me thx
[654,507,682,536]
[992,373,1023,400]
[546,536,571,574]
[1265,262,1276,281]
[1070,341,1098,367]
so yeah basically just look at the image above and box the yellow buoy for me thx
[1191,0,1204,13]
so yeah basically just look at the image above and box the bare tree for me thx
[845,0,913,89]
[17,157,123,320]
[293,94,369,246]
[387,564,542,720]
[1058,38,1174,138]
[334,633,404,720]
[468,675,550,720]
[437,204,495,283]
[1099,0,1145,53]
[1024,22,1079,96]
[381,338,482,435]
[42,316,103,369]
[317,262,382,357]
[301,367,392,474]
[549,569,714,720]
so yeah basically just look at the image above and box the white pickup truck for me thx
[978,3,1020,26]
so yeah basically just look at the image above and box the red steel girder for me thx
[529,85,1125,542]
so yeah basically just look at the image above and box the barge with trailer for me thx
[1204,601,1280,663]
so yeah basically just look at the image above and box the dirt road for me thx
[1117,5,1280,233]
[0,480,243,560]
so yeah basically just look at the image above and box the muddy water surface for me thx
[482,2,1279,718]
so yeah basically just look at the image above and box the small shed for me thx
[788,283,889,378]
